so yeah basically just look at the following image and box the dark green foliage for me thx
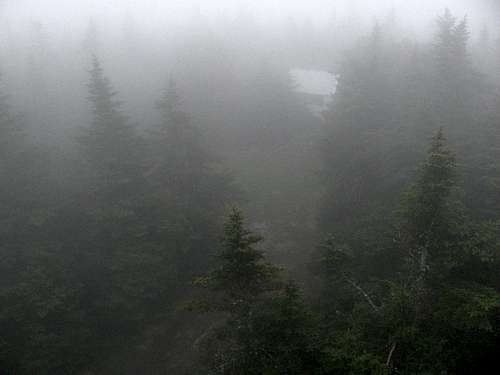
[3,58,155,373]
[147,79,238,277]
[152,78,212,191]
[320,21,422,248]
[243,283,324,374]
[318,14,500,373]
[398,129,463,280]
[2,7,500,374]
[193,209,328,374]
[224,283,324,375]
[434,9,470,79]
[390,131,500,373]
[79,56,146,201]
[0,60,237,374]
[319,130,500,374]
[0,76,55,373]
[194,207,280,313]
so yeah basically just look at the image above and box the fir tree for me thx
[432,9,474,135]
[400,128,460,279]
[389,129,500,373]
[194,207,280,313]
[318,130,500,374]
[147,79,238,278]
[193,209,328,374]
[79,56,144,202]
[435,9,470,79]
[232,282,324,374]
[150,78,212,193]
[0,75,66,374]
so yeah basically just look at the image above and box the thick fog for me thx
[2,0,500,374]
[1,0,497,137]
[3,0,498,40]
[4,0,499,28]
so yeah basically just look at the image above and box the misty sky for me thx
[3,0,499,37]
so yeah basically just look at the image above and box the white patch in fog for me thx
[290,69,337,118]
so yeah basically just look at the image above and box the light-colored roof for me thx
[290,69,337,96]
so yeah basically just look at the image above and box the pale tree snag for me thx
[386,342,397,368]
[341,272,381,313]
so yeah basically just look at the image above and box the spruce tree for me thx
[54,57,152,365]
[432,8,474,136]
[195,208,280,313]
[147,79,238,278]
[401,128,459,279]
[150,78,212,195]
[389,129,500,373]
[0,78,43,220]
[193,209,328,374]
[79,56,144,202]
[435,9,470,81]
[0,75,68,374]
[317,130,500,374]
[233,282,324,374]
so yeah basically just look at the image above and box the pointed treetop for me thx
[436,8,457,46]
[86,55,127,129]
[421,127,456,184]
[402,128,459,247]
[193,207,280,312]
[156,77,189,129]
[428,127,454,161]
[435,9,470,61]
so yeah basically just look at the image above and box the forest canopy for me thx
[1,1,500,374]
